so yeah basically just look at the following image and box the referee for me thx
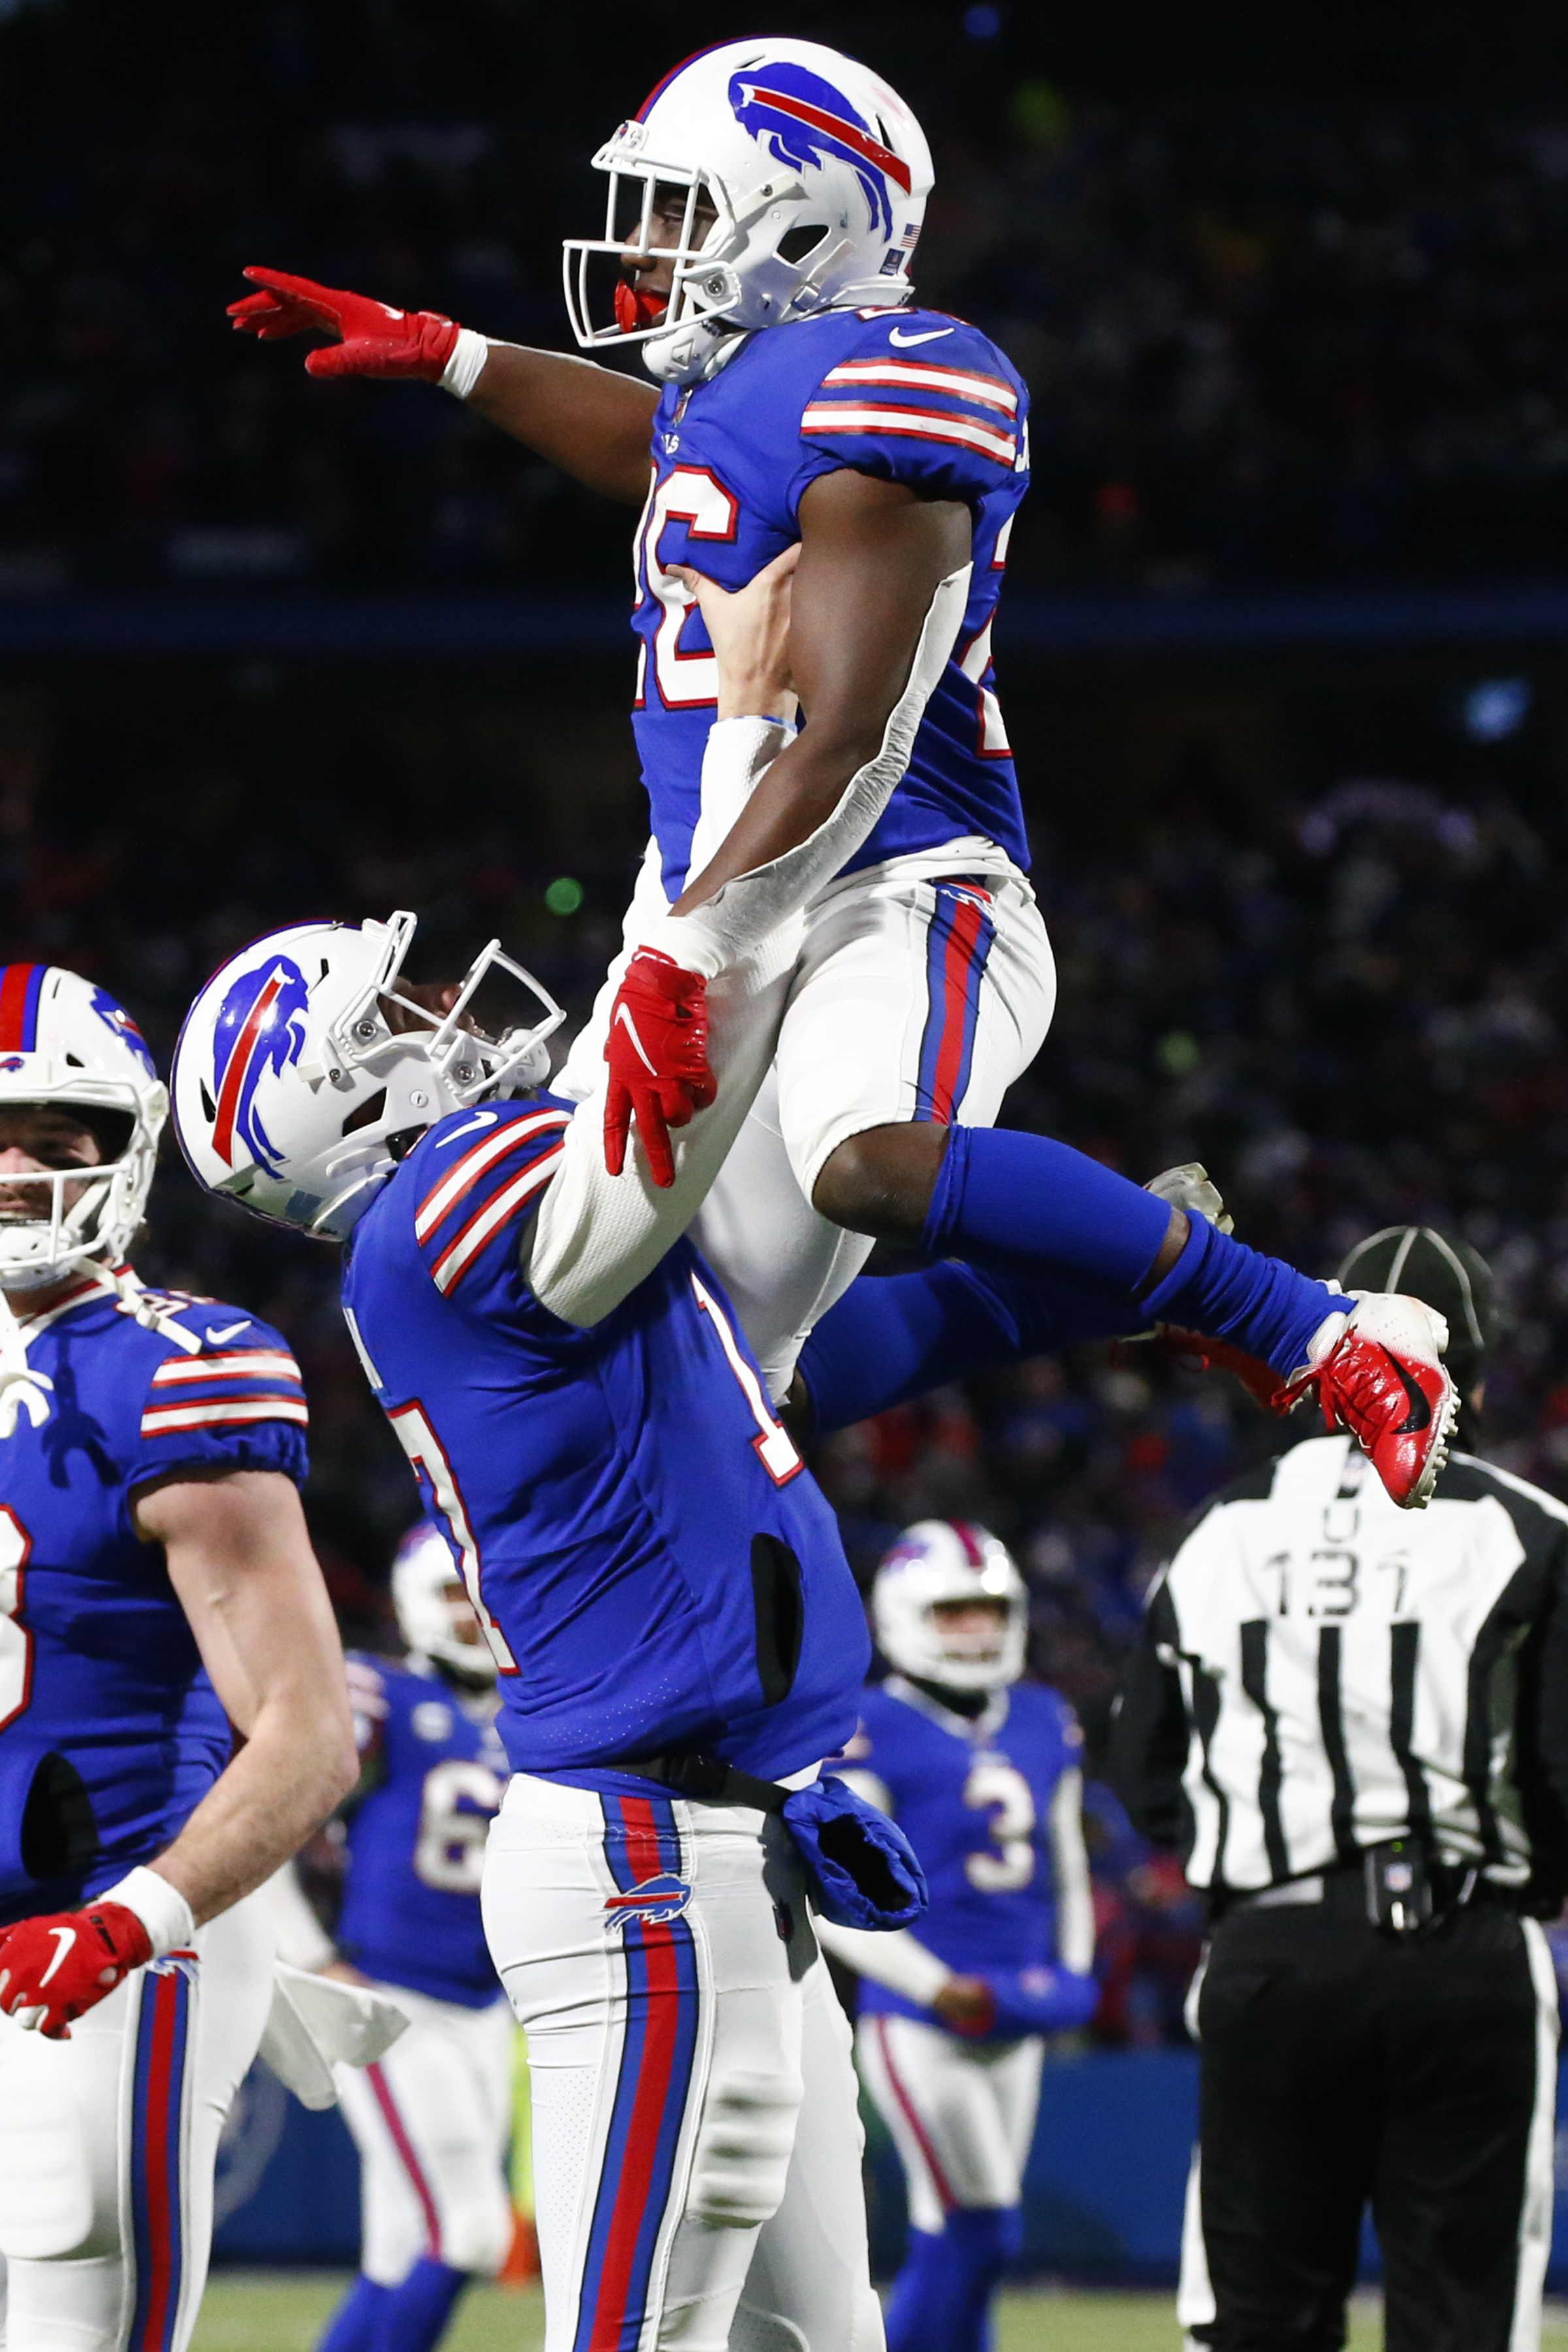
[1114,1226,1568,2352]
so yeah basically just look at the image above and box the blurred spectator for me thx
[6,3,1568,589]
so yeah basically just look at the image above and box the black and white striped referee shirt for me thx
[1113,1435,1568,1908]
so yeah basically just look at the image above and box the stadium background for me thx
[9,0,1568,2334]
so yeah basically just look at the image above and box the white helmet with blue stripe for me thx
[393,1520,498,1686]
[0,963,168,1290]
[563,38,934,384]
[873,1519,1029,1693]
[171,911,563,1241]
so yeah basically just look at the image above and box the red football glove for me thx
[0,1901,153,2040]
[604,948,717,1188]
[227,267,461,382]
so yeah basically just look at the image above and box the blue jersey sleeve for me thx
[408,1102,572,1311]
[792,312,1028,515]
[129,1302,309,1490]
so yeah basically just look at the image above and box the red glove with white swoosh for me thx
[227,267,461,382]
[0,1901,153,2040]
[604,949,717,1188]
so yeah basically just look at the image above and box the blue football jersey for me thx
[633,305,1031,896]
[335,1652,508,2008]
[0,1266,308,1927]
[836,1676,1083,2020]
[339,1096,870,1782]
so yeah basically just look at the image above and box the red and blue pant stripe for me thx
[0,964,45,1055]
[129,1959,194,2352]
[574,1795,700,2352]
[915,885,996,1124]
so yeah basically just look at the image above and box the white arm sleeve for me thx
[1049,1767,1096,1976]
[684,715,798,880]
[814,1916,954,2006]
[638,562,973,977]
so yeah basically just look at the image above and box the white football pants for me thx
[540,838,1055,1397]
[333,1982,514,2285]
[857,2012,1044,2236]
[0,1890,275,2352]
[482,1774,884,2352]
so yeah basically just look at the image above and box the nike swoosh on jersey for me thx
[38,1926,76,1987]
[438,1111,500,1147]
[205,1319,252,1345]
[888,325,955,346]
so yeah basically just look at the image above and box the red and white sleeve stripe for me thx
[140,1347,308,1437]
[800,401,1018,466]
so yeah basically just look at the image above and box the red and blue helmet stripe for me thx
[0,964,46,1055]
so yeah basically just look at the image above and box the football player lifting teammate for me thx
[229,35,1457,1509]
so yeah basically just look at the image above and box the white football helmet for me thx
[171,911,563,1240]
[0,964,168,1291]
[393,1521,497,1685]
[563,38,934,383]
[873,1520,1028,1694]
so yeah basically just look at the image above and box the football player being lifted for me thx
[0,966,357,2352]
[230,37,1458,1511]
[293,1526,515,2352]
[819,1524,1096,2352]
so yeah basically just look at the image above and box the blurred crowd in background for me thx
[7,0,1568,2042]
[7,651,1565,2040]
[6,0,1568,593]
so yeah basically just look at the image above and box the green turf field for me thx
[197,2269,1568,2350]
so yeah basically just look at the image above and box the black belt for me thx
[1220,1855,1521,1929]
[609,1751,792,1815]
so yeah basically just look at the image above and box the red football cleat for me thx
[1289,1294,1458,1509]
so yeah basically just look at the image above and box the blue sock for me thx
[799,1258,1145,1435]
[316,2276,391,2352]
[885,2208,1022,2352]
[375,2260,470,2352]
[922,1128,1339,1379]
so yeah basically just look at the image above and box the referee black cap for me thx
[1336,1226,1495,1384]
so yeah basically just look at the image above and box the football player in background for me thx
[173,917,913,2352]
[277,1527,514,2352]
[227,39,1457,1509]
[0,964,357,2352]
[818,1522,1097,2352]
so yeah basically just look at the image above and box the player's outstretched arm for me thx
[228,268,657,506]
[137,1469,359,1922]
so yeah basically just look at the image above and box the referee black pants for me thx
[1182,1899,1558,2352]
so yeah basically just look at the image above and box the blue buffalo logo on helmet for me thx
[602,1872,693,1929]
[210,955,310,1172]
[728,61,910,237]
[90,988,158,1078]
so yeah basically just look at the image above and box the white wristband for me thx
[100,1866,196,1959]
[636,909,729,981]
[440,326,491,400]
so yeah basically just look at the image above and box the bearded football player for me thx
[0,964,356,2352]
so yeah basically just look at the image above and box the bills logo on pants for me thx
[576,1797,700,2352]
